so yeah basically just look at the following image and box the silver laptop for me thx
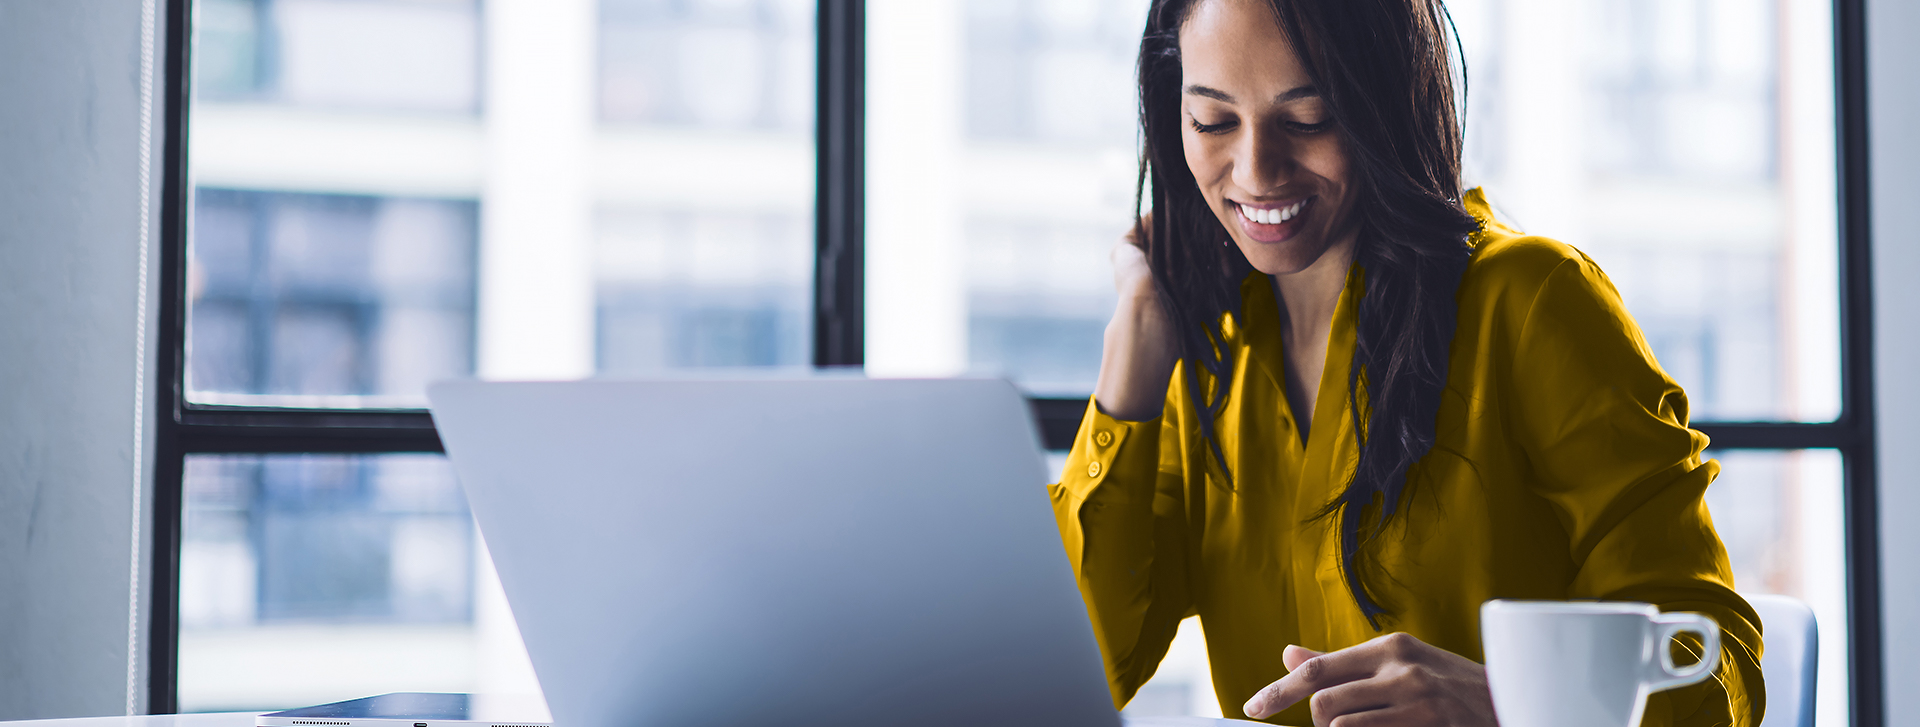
[427,377,1121,727]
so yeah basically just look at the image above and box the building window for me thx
[170,0,814,710]
[179,454,474,710]
[188,189,477,406]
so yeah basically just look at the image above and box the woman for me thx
[1050,0,1765,725]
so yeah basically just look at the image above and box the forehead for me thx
[1177,0,1313,94]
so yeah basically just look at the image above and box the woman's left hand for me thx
[1242,632,1497,727]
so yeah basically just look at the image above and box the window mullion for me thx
[814,0,864,368]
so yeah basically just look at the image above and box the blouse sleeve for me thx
[1048,377,1198,709]
[1507,252,1766,727]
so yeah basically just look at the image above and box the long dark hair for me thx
[1135,0,1479,628]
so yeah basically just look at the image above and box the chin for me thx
[1233,237,1331,277]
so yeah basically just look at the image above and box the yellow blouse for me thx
[1050,189,1763,726]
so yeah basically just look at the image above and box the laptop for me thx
[426,377,1122,727]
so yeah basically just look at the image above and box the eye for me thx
[1283,119,1334,134]
[1189,117,1238,135]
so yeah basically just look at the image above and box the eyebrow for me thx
[1183,84,1321,104]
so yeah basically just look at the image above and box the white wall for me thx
[1869,0,1920,723]
[0,0,161,719]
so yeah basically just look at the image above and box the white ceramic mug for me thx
[1480,600,1720,727]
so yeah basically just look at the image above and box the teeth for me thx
[1240,199,1307,226]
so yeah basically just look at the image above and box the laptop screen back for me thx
[428,377,1118,727]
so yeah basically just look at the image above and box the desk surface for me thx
[0,714,1261,727]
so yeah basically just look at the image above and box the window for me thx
[1440,0,1862,719]
[178,454,476,709]
[595,0,817,374]
[164,0,816,710]
[154,0,1884,723]
[866,0,1144,390]
[186,190,478,407]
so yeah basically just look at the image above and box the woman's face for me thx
[1178,0,1355,276]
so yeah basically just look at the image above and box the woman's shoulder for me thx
[1456,188,1629,336]
[1459,188,1607,308]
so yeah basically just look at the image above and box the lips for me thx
[1233,197,1313,243]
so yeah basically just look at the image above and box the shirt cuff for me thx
[1055,396,1163,505]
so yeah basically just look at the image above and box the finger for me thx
[1283,644,1326,671]
[1243,648,1385,719]
[1306,676,1396,727]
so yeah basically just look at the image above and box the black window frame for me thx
[148,0,1885,722]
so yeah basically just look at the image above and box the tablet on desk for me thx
[256,693,551,727]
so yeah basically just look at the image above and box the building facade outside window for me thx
[178,0,815,710]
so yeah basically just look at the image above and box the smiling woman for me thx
[1055,0,1764,725]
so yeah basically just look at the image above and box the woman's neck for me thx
[1273,236,1357,341]
[1270,235,1358,442]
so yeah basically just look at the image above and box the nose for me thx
[1231,123,1296,195]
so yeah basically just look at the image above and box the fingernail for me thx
[1242,699,1262,718]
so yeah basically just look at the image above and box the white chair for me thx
[1745,593,1818,727]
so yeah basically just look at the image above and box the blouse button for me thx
[1094,431,1113,447]
[1087,461,1103,478]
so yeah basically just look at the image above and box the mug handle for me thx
[1645,611,1721,693]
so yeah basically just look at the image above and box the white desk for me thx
[1,715,255,727]
[0,714,1261,727]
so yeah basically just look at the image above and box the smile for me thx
[1232,197,1313,243]
[1236,198,1309,225]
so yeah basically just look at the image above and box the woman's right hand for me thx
[1092,218,1180,421]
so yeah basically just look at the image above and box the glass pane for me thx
[1705,450,1850,727]
[186,189,478,406]
[180,454,474,710]
[179,0,815,709]
[185,0,817,406]
[592,0,816,376]
[865,0,1149,392]
[1449,0,1841,421]
[193,0,482,112]
[179,453,537,711]
[186,0,486,407]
